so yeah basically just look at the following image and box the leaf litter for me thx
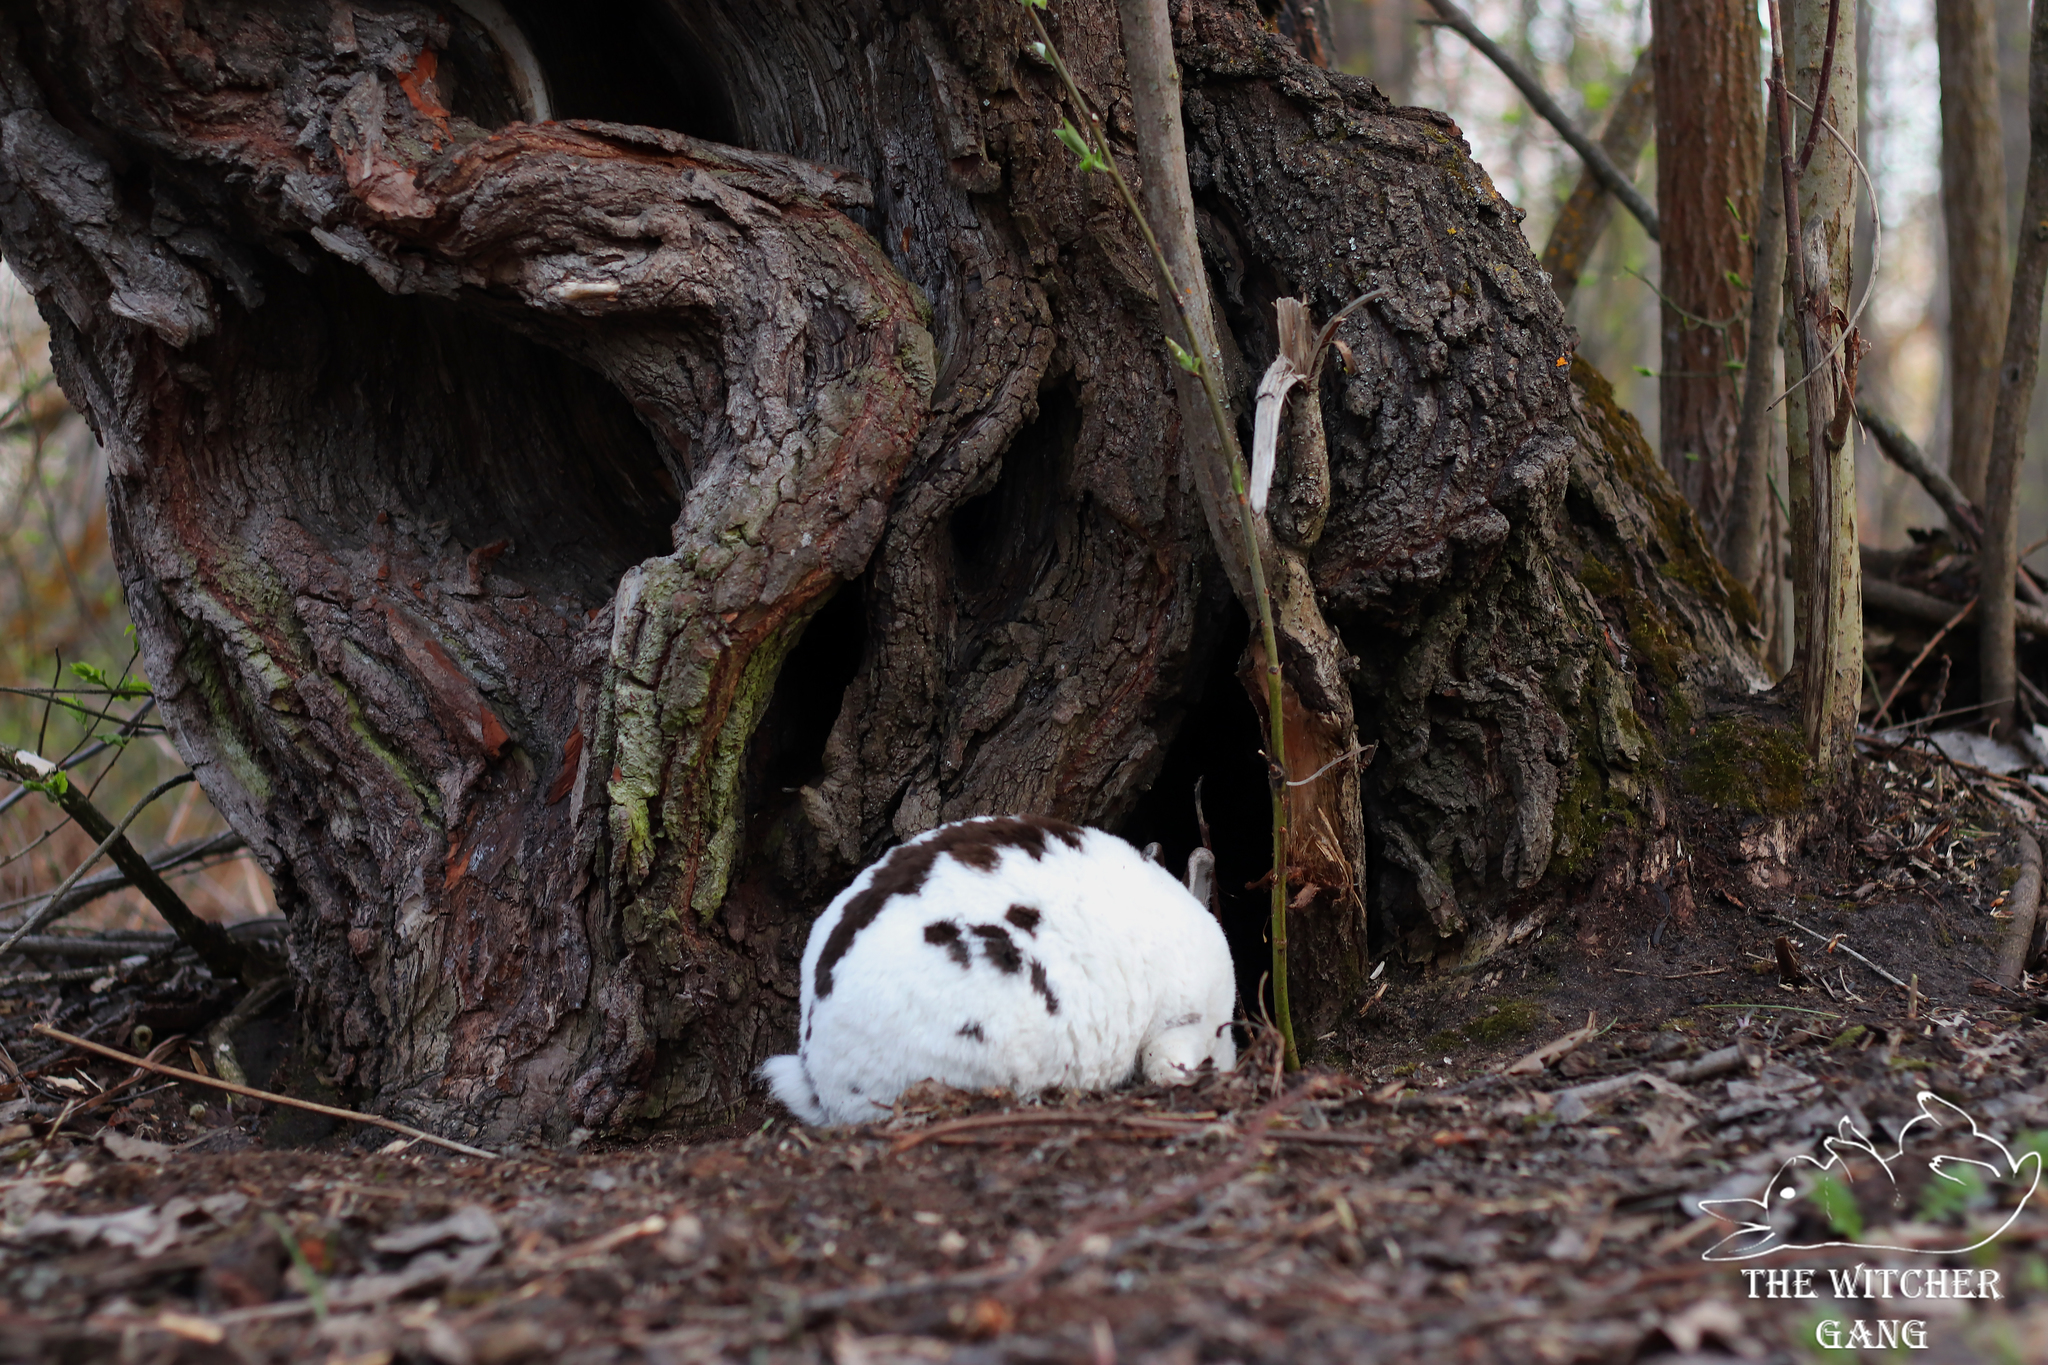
[2,744,2048,1361]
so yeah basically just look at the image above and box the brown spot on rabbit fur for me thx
[814,817,1085,998]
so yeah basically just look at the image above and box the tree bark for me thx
[1651,0,1763,543]
[1983,0,2048,742]
[1779,0,1861,770]
[1722,101,1788,592]
[0,0,1759,1141]
[1938,0,2011,506]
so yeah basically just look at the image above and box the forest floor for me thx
[5,741,2048,1364]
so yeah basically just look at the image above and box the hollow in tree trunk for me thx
[0,0,1759,1142]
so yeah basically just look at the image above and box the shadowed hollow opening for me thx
[497,0,738,142]
[747,580,870,801]
[226,256,682,607]
[1119,606,1277,1018]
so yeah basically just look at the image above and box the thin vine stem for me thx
[1022,6,1298,1067]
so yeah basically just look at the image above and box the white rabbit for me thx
[761,816,1237,1126]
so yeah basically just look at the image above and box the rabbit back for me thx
[767,816,1234,1124]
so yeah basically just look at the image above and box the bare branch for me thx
[1855,404,1984,545]
[1421,0,1659,240]
[0,829,247,930]
[0,750,259,980]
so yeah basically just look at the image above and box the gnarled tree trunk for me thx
[0,0,1758,1143]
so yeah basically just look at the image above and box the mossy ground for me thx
[1681,716,1810,816]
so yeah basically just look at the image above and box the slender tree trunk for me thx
[2003,0,2037,238]
[0,0,1762,1139]
[1650,0,1764,542]
[1938,0,2012,505]
[1540,46,1656,310]
[1778,0,1862,769]
[1115,0,1368,1044]
[1331,0,1418,105]
[1983,0,2048,741]
[1723,101,1789,594]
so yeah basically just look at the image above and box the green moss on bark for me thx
[1682,717,1809,815]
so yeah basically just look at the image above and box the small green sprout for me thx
[1055,122,1108,174]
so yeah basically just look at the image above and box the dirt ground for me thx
[6,742,2048,1364]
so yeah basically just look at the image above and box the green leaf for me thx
[1808,1170,1863,1241]
[1633,365,1655,377]
[1918,1159,1987,1223]
[68,661,110,689]
[1055,122,1107,173]
[1164,336,1202,374]
[23,771,69,799]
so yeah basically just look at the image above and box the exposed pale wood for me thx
[31,1024,497,1160]
[1994,830,2041,989]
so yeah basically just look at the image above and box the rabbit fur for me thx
[761,815,1237,1126]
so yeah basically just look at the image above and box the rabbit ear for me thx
[1186,847,1216,911]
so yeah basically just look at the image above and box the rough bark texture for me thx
[1983,0,2048,741]
[1650,0,1763,542]
[0,0,1757,1141]
[1938,0,2011,505]
[1722,101,1787,594]
[1782,0,1861,768]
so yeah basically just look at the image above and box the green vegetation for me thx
[1681,717,1810,815]
[1429,999,1548,1054]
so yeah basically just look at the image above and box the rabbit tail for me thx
[759,1053,827,1126]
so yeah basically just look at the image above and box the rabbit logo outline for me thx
[1697,1091,2043,1261]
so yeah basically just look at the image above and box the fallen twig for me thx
[889,1111,1133,1153]
[1769,916,1910,990]
[29,1024,496,1160]
[1864,575,2048,638]
[1873,596,1976,728]
[998,1080,1328,1303]
[53,1035,187,1129]
[1504,1012,1597,1076]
